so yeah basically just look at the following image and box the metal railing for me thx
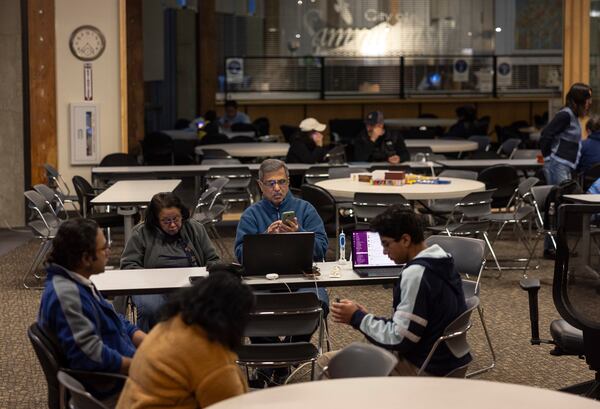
[220,55,562,100]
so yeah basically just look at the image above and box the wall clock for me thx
[69,25,106,61]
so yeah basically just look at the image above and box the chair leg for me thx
[466,305,496,377]
[23,239,52,289]
[482,232,502,276]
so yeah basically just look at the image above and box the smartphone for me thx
[281,210,296,224]
[335,297,341,303]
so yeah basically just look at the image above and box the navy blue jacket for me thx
[578,131,600,173]
[234,192,328,263]
[350,245,471,375]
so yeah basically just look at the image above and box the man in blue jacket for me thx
[327,207,471,376]
[578,115,600,173]
[38,219,146,402]
[234,158,329,263]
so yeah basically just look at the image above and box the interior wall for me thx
[0,1,25,226]
[55,0,121,191]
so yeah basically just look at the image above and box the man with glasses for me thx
[38,219,146,405]
[234,158,328,262]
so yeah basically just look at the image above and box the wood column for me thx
[24,0,57,185]
[563,0,590,99]
[125,0,144,155]
[197,0,216,115]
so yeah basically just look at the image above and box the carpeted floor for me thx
[0,228,593,408]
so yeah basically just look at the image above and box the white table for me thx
[91,179,181,243]
[91,262,396,296]
[196,143,290,158]
[404,139,478,153]
[210,377,600,409]
[163,129,256,141]
[385,118,457,128]
[564,194,600,203]
[315,177,485,201]
[435,159,542,170]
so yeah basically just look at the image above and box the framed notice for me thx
[70,103,100,165]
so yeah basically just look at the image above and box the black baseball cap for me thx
[365,111,384,125]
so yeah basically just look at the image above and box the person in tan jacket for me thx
[116,271,255,408]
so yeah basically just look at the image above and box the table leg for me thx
[118,206,138,244]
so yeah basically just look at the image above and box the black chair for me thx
[472,116,491,136]
[57,371,109,409]
[280,125,300,143]
[44,164,78,203]
[27,323,126,409]
[301,183,353,237]
[253,117,270,136]
[477,165,520,210]
[141,132,174,165]
[353,192,411,229]
[304,165,334,185]
[98,153,139,167]
[236,293,323,383]
[328,118,364,144]
[582,163,600,192]
[204,167,254,206]
[231,122,259,138]
[521,203,600,399]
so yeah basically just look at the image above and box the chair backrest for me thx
[44,163,72,196]
[99,153,139,167]
[244,292,322,338]
[325,343,398,379]
[34,184,68,219]
[438,169,478,180]
[353,192,411,227]
[453,189,495,220]
[252,117,270,136]
[57,371,109,409]
[477,165,520,208]
[497,137,521,157]
[28,323,67,409]
[304,166,333,185]
[72,176,95,217]
[424,236,485,288]
[205,167,252,189]
[517,176,540,198]
[326,166,351,179]
[280,124,300,143]
[206,177,230,192]
[300,184,337,227]
[467,135,491,152]
[230,122,258,137]
[418,296,479,376]
[24,190,59,235]
[141,132,174,165]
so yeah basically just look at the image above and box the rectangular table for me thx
[91,179,181,243]
[91,262,398,296]
[435,159,542,171]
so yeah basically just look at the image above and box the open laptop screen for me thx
[352,230,399,267]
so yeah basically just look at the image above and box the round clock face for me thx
[69,25,106,61]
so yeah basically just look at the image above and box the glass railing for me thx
[218,55,562,100]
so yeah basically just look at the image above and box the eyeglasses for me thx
[262,179,289,189]
[159,216,182,225]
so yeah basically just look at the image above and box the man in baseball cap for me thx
[352,111,409,164]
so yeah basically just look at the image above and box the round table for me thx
[210,377,600,409]
[405,139,478,153]
[316,177,485,200]
[197,143,289,158]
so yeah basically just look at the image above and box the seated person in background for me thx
[39,219,145,405]
[352,111,410,164]
[286,117,327,164]
[578,114,600,173]
[444,105,477,139]
[322,207,471,376]
[121,192,220,332]
[219,99,250,130]
[116,272,254,409]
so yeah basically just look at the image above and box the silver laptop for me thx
[351,230,405,277]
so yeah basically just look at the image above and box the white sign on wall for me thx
[453,59,470,83]
[226,58,244,84]
[70,103,100,165]
[497,58,513,87]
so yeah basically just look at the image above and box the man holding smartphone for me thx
[234,159,328,262]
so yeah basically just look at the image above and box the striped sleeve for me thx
[350,265,429,353]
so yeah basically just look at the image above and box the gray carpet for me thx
[0,229,593,408]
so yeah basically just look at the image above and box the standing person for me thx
[286,117,328,164]
[539,83,592,259]
[39,219,146,405]
[320,207,471,376]
[219,100,250,129]
[116,272,255,409]
[352,111,410,163]
[120,192,220,332]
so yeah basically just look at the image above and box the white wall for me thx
[55,0,122,190]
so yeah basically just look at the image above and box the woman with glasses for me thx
[120,192,220,332]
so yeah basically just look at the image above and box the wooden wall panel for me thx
[364,103,419,119]
[419,102,460,119]
[26,0,57,185]
[126,0,144,154]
